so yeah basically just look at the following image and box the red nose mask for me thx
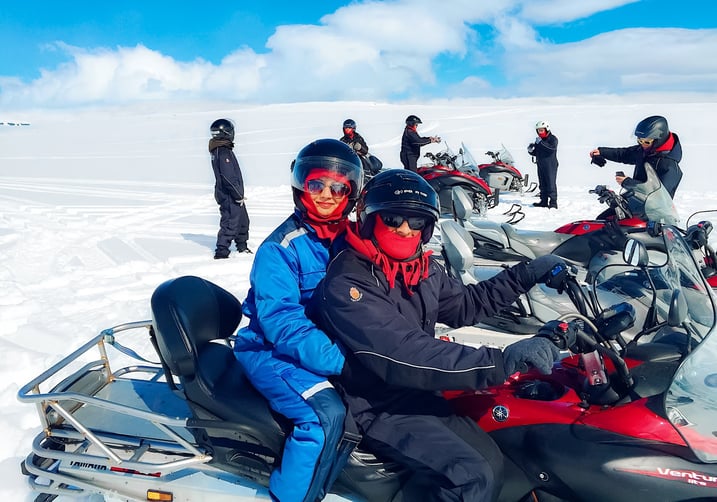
[537,130,549,139]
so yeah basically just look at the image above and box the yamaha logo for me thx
[492,405,509,422]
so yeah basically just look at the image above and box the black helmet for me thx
[357,169,439,244]
[634,115,670,148]
[405,115,422,126]
[343,118,356,130]
[210,118,235,141]
[290,139,363,218]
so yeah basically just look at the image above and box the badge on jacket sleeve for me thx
[349,287,362,302]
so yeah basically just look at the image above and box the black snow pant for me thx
[216,197,249,254]
[400,151,419,172]
[361,410,503,501]
[537,162,558,206]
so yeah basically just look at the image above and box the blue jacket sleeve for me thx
[249,240,345,376]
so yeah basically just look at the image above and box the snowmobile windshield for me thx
[592,226,717,462]
[658,226,717,463]
[495,144,515,165]
[625,163,679,225]
[458,142,479,170]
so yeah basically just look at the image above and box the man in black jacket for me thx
[399,115,440,172]
[311,170,567,501]
[209,118,251,259]
[528,120,559,208]
[589,115,683,198]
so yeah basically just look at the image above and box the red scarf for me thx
[345,221,432,294]
[299,169,351,241]
[656,132,675,153]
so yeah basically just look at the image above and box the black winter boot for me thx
[533,201,548,207]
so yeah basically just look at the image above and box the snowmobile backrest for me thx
[440,220,478,285]
[451,185,474,222]
[150,275,242,381]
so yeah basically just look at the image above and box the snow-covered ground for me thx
[2,95,717,500]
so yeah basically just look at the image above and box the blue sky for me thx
[1,0,715,108]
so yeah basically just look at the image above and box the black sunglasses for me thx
[306,179,351,197]
[379,212,428,230]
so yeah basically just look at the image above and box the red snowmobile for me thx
[418,144,497,216]
[476,144,537,194]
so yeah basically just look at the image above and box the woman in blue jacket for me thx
[234,139,363,502]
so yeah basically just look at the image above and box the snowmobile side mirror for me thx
[623,239,649,268]
[667,289,688,327]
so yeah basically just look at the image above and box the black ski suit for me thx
[598,132,683,198]
[340,131,377,181]
[400,126,433,172]
[311,250,538,501]
[529,133,559,207]
[209,140,250,255]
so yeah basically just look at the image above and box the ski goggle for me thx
[305,179,351,197]
[637,137,654,146]
[379,212,429,230]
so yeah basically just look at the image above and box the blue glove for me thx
[526,255,569,290]
[527,143,536,155]
[503,337,560,375]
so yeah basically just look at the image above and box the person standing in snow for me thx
[528,120,559,209]
[589,115,683,198]
[233,139,364,502]
[208,118,251,259]
[399,115,440,172]
[310,169,568,501]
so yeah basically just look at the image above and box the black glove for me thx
[526,255,569,290]
[527,143,536,155]
[536,320,578,351]
[503,337,560,375]
[591,155,607,167]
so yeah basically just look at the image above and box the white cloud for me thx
[503,28,717,95]
[0,1,715,107]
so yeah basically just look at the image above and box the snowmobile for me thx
[18,227,717,502]
[18,275,409,502]
[418,143,496,216]
[476,145,537,194]
[448,228,717,501]
[455,163,679,267]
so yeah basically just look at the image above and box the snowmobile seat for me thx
[150,275,288,482]
[150,276,410,498]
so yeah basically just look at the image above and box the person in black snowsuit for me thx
[589,115,683,198]
[310,170,568,501]
[399,115,440,172]
[528,120,559,208]
[209,118,250,259]
[339,118,381,182]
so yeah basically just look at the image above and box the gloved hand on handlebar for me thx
[503,337,560,375]
[526,255,570,291]
[536,319,578,351]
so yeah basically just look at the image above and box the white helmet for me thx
[535,120,550,132]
